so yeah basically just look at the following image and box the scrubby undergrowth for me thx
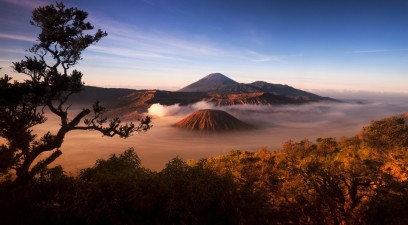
[1,115,408,225]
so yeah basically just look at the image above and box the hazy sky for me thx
[1,0,408,92]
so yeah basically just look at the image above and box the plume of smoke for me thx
[191,101,215,110]
[147,101,217,117]
[147,103,182,117]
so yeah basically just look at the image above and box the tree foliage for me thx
[0,115,407,224]
[198,116,408,224]
[0,2,151,186]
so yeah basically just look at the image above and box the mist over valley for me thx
[35,89,408,172]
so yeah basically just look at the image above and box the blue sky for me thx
[1,0,407,92]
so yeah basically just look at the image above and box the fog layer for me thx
[29,93,408,173]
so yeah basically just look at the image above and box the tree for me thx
[0,2,151,186]
[360,116,408,151]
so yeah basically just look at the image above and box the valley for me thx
[14,73,408,173]
[33,96,408,173]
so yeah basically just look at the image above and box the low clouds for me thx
[147,95,408,132]
[40,93,408,172]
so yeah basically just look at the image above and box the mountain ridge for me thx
[68,73,337,119]
[178,73,334,102]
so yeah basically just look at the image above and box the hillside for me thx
[68,86,135,106]
[101,90,209,119]
[174,109,253,132]
[204,92,319,106]
[248,81,327,101]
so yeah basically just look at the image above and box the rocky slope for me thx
[174,109,253,132]
[204,92,315,106]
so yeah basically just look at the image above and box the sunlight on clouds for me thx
[3,0,49,9]
[88,14,306,66]
[245,50,283,62]
[88,45,187,61]
[79,65,206,89]
[91,18,228,57]
[0,48,27,54]
[0,33,35,42]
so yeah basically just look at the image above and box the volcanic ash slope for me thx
[174,109,254,132]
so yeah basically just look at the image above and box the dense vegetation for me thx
[0,115,407,225]
[0,2,150,187]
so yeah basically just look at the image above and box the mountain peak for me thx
[178,73,238,92]
[173,109,253,132]
[200,73,237,84]
[177,73,333,102]
[204,72,234,80]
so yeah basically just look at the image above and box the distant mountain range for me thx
[178,73,333,102]
[71,73,336,119]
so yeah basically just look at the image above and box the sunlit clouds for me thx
[1,0,407,93]
[3,0,49,9]
[88,17,288,63]
[0,33,35,42]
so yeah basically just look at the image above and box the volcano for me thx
[178,73,238,92]
[177,73,335,102]
[174,109,253,132]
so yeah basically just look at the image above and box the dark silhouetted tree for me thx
[0,2,151,186]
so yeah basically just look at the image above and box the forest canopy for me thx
[1,114,407,225]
